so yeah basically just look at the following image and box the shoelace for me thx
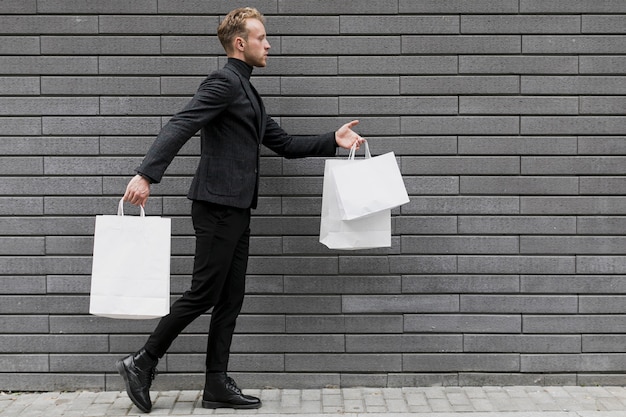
[138,366,158,388]
[226,376,242,395]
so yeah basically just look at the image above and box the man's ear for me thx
[234,36,245,51]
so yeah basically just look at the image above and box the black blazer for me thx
[137,58,337,209]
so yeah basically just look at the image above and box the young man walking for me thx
[117,7,364,413]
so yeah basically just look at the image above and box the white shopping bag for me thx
[320,157,391,250]
[89,199,171,319]
[331,142,409,220]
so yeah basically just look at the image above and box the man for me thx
[116,7,364,414]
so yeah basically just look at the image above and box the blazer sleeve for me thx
[136,71,237,183]
[262,115,337,158]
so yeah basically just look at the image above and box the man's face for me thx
[241,18,270,67]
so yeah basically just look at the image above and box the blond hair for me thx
[217,7,265,53]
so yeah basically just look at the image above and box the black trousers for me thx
[144,200,251,372]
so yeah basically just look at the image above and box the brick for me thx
[99,16,218,34]
[578,216,626,235]
[267,16,338,34]
[257,57,338,76]
[0,36,39,55]
[520,0,626,13]
[42,116,161,135]
[0,97,99,115]
[402,36,521,54]
[346,335,462,353]
[46,275,90,294]
[405,76,520,95]
[460,55,578,74]
[0,257,91,275]
[404,314,522,334]
[0,237,44,255]
[37,0,157,13]
[0,15,97,34]
[346,315,403,333]
[278,0,398,14]
[524,35,626,54]
[281,36,400,55]
[461,295,578,314]
[400,0,519,13]
[583,335,626,352]
[403,156,519,175]
[403,196,519,215]
[286,354,402,372]
[458,136,577,155]
[580,56,626,74]
[44,197,161,215]
[460,96,578,115]
[580,296,626,313]
[402,275,520,294]
[395,216,458,234]
[41,36,160,55]
[0,335,107,353]
[522,156,626,174]
[0,56,98,74]
[0,117,41,135]
[521,116,626,135]
[0,0,36,13]
[158,0,278,14]
[1,177,103,197]
[281,76,399,96]
[341,16,459,34]
[461,176,578,195]
[243,295,341,314]
[265,97,338,116]
[342,295,459,314]
[404,177,459,195]
[580,177,626,194]
[0,137,99,155]
[524,315,626,334]
[583,15,626,33]
[523,275,626,294]
[521,354,626,373]
[522,197,626,215]
[458,216,576,235]
[403,354,519,372]
[401,236,519,254]
[339,256,390,275]
[284,275,401,294]
[0,374,103,392]
[461,15,580,34]
[402,116,519,135]
[286,316,345,333]
[341,96,457,115]
[465,335,581,353]
[522,76,626,94]
[280,116,400,136]
[99,57,217,75]
[42,76,159,95]
[457,255,575,274]
[0,157,42,175]
[0,76,39,94]
[0,316,48,333]
[2,217,94,236]
[167,353,284,372]
[579,136,626,154]
[0,276,46,294]
[581,96,626,114]
[233,335,344,353]
[0,355,48,372]
[340,56,456,75]
[578,256,626,274]
[161,36,224,56]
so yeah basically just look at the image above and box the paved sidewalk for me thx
[1,386,625,417]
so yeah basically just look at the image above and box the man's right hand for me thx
[123,174,151,207]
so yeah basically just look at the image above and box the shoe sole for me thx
[116,360,152,414]
[202,400,262,409]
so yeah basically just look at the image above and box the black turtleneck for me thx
[227,57,253,81]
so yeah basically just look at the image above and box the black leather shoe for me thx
[202,372,261,409]
[116,349,158,413]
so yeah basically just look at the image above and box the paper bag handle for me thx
[348,140,371,160]
[117,198,145,217]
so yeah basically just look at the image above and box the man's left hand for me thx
[335,120,365,150]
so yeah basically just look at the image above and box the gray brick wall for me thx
[0,0,625,391]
